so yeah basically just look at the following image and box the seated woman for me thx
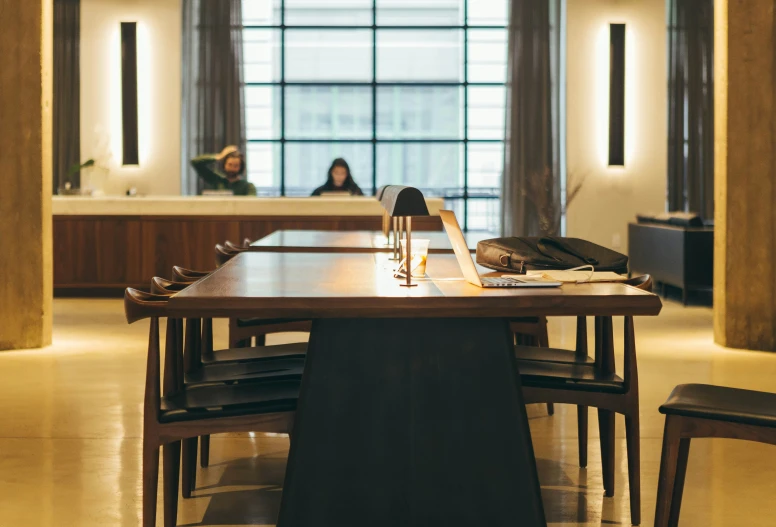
[311,158,364,196]
[191,145,256,196]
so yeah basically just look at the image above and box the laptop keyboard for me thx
[482,276,525,287]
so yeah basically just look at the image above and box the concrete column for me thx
[0,0,53,350]
[714,0,776,350]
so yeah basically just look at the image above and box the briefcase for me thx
[476,237,629,274]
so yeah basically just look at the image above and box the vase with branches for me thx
[522,167,586,236]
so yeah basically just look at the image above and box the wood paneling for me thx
[53,215,442,294]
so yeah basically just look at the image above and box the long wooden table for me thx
[249,229,495,253]
[168,253,662,527]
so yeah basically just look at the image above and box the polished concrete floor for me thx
[1,299,776,526]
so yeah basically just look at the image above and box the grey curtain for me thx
[668,0,714,221]
[53,0,80,192]
[182,0,246,195]
[501,0,563,236]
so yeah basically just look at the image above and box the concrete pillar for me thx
[714,0,776,350]
[0,0,53,350]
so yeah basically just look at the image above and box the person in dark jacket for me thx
[311,158,364,196]
[191,145,256,196]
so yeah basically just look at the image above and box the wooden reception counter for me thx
[53,196,444,295]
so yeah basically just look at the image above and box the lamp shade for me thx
[379,185,430,217]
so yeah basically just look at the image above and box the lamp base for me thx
[399,283,418,287]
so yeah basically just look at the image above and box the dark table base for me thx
[277,317,546,527]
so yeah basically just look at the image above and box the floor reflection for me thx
[4,299,776,526]
[183,453,594,526]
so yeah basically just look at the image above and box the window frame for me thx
[243,0,508,231]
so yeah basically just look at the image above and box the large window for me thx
[243,0,507,230]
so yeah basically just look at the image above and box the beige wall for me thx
[80,0,181,195]
[76,0,667,229]
[565,0,667,253]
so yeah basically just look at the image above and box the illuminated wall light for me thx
[595,25,609,167]
[136,22,152,167]
[608,23,626,167]
[624,25,637,165]
[121,22,139,165]
[109,28,122,166]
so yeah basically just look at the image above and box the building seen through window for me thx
[243,0,507,230]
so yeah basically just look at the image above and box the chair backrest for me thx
[224,240,243,253]
[624,274,652,293]
[124,288,171,324]
[151,276,189,295]
[215,243,239,266]
[171,266,210,283]
[125,288,183,425]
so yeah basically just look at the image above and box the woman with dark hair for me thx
[311,158,364,196]
[191,145,257,196]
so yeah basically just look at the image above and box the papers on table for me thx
[504,268,628,284]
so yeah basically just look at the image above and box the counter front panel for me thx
[53,197,444,294]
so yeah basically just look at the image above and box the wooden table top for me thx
[167,252,663,319]
[249,230,495,253]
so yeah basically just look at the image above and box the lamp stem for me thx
[405,217,412,287]
[391,217,399,260]
[383,211,390,245]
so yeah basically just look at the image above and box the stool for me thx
[655,384,776,526]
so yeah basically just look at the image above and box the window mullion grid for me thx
[280,0,286,196]
[371,0,377,195]
[244,4,507,203]
[463,0,469,231]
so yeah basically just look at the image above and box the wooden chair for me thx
[518,311,644,525]
[515,274,652,469]
[152,277,307,495]
[171,265,312,348]
[124,288,299,527]
[510,317,555,416]
[224,239,253,252]
[215,243,237,266]
[654,384,776,526]
[171,266,209,283]
[212,245,314,348]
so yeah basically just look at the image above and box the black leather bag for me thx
[475,237,629,274]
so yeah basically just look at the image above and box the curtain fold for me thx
[501,0,563,237]
[182,0,246,195]
[667,0,714,221]
[53,0,81,192]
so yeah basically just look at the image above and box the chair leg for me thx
[668,438,691,526]
[598,409,615,497]
[625,413,641,525]
[546,403,555,416]
[577,405,588,468]
[142,439,160,527]
[181,437,197,498]
[654,416,684,527]
[200,435,210,467]
[163,441,181,527]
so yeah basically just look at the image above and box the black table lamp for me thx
[379,186,430,287]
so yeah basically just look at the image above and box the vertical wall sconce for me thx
[121,22,139,165]
[608,23,626,167]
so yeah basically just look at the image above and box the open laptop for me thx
[439,210,561,288]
